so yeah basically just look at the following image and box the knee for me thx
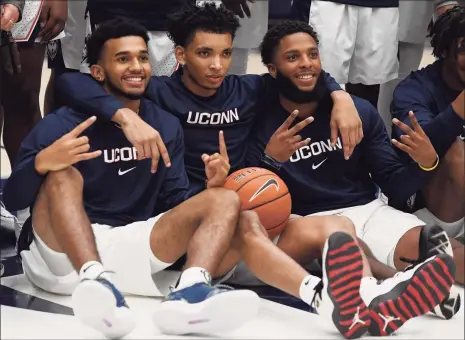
[238,210,268,238]
[443,140,464,181]
[317,216,357,237]
[44,167,83,193]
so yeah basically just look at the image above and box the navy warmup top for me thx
[86,0,195,31]
[246,85,431,216]
[56,69,343,194]
[318,0,398,7]
[3,100,189,227]
[390,59,464,211]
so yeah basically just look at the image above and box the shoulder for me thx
[394,61,439,98]
[350,96,384,129]
[140,100,183,141]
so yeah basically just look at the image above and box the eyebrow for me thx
[284,47,318,54]
[114,50,149,57]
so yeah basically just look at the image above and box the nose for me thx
[299,54,313,69]
[209,55,223,71]
[129,58,144,71]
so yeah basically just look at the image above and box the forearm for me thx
[3,157,46,211]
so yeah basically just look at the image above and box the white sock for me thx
[79,261,111,282]
[175,267,211,291]
[299,275,322,306]
[359,276,379,306]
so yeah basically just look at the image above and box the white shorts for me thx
[78,15,178,76]
[309,1,399,85]
[20,214,171,297]
[294,198,425,266]
[414,208,465,239]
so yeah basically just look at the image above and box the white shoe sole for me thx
[153,290,259,335]
[72,280,136,339]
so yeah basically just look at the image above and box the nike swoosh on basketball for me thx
[118,167,137,176]
[312,158,327,170]
[249,179,279,202]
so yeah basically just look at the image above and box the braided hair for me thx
[428,6,465,59]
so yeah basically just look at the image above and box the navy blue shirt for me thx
[319,0,398,8]
[87,0,195,31]
[391,60,464,159]
[390,59,464,211]
[3,100,190,227]
[246,89,431,216]
[56,69,343,194]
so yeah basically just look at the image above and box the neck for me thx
[279,94,318,118]
[181,69,217,97]
[441,61,463,91]
[115,96,141,113]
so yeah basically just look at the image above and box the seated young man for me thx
[391,7,465,247]
[244,20,460,331]
[54,3,364,196]
[2,19,261,339]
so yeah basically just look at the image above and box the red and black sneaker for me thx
[367,254,456,336]
[312,232,370,339]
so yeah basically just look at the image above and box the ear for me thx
[90,64,105,82]
[175,46,186,66]
[267,64,277,78]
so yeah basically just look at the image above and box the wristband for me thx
[260,153,283,171]
[418,155,439,171]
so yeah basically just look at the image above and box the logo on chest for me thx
[290,137,342,167]
[186,108,239,125]
[103,147,138,163]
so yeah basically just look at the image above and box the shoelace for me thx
[168,282,235,294]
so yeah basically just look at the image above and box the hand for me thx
[203,131,230,188]
[38,0,68,42]
[114,108,171,173]
[221,0,253,18]
[35,116,102,175]
[392,111,438,168]
[1,4,20,31]
[330,92,363,160]
[265,110,313,162]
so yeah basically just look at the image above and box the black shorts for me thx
[47,39,80,76]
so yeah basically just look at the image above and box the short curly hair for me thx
[85,17,150,66]
[167,2,240,47]
[428,6,465,59]
[260,20,319,65]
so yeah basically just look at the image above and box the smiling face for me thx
[268,32,322,92]
[90,35,151,100]
[175,30,233,96]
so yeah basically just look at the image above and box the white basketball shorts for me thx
[20,214,170,297]
[309,1,399,85]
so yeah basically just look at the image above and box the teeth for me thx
[127,77,142,81]
[298,75,313,79]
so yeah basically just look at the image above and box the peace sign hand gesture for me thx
[35,116,102,175]
[392,111,438,169]
[202,131,231,188]
[265,110,313,162]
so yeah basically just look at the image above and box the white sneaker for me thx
[365,254,456,336]
[312,232,370,339]
[0,201,17,233]
[72,277,136,339]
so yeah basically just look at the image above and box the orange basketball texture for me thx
[224,167,292,238]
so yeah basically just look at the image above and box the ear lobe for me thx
[267,64,277,78]
[90,65,104,82]
[175,46,186,66]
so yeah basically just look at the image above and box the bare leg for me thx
[2,43,44,164]
[149,188,241,276]
[357,238,397,280]
[32,167,100,270]
[423,138,465,223]
[450,238,464,285]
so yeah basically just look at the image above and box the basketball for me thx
[224,167,292,238]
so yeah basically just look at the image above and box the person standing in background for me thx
[308,0,399,109]
[377,0,461,136]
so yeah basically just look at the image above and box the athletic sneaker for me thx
[72,277,135,339]
[366,254,456,336]
[152,282,259,335]
[403,225,461,320]
[311,232,370,339]
[0,201,17,233]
